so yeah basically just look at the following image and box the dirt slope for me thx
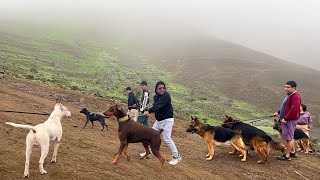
[0,76,319,180]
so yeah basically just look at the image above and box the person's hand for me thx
[273,112,279,117]
[143,111,150,117]
[281,119,287,124]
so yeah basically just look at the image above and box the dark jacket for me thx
[128,92,138,110]
[148,81,173,121]
[277,91,301,121]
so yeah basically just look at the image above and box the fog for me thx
[1,0,319,70]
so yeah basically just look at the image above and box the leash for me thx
[222,115,275,126]
[0,110,50,116]
[245,115,275,124]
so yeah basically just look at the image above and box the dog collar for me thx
[118,115,129,122]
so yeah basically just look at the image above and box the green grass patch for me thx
[0,23,274,133]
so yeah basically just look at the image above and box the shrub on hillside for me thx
[71,85,80,91]
[25,74,34,80]
[30,67,38,73]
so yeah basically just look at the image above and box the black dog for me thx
[80,108,108,131]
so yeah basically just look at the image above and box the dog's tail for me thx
[5,122,37,132]
[270,140,285,153]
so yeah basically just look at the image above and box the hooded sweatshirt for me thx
[148,81,173,121]
[277,91,301,121]
[128,92,138,110]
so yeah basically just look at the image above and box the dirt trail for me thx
[0,76,319,180]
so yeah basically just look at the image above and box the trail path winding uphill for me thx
[0,76,319,180]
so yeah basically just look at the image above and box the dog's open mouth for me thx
[186,128,196,134]
[186,128,195,139]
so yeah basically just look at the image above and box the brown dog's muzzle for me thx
[103,111,113,117]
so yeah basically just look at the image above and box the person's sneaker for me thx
[309,150,315,155]
[290,152,298,158]
[277,155,291,161]
[169,155,182,165]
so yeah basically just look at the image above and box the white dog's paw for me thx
[24,173,29,178]
[40,170,47,175]
[51,158,57,163]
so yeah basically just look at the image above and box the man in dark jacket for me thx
[274,81,301,161]
[142,81,182,165]
[126,86,138,121]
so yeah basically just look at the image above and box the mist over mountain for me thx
[0,1,319,124]
[1,0,319,70]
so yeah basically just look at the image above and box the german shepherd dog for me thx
[223,115,285,164]
[186,116,248,162]
[273,119,311,154]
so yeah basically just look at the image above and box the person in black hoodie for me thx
[141,81,182,165]
[126,86,138,121]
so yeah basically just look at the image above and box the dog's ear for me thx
[225,116,232,121]
[224,115,233,122]
[191,116,194,120]
[59,103,64,110]
[116,104,122,111]
[193,116,199,123]
[54,103,60,109]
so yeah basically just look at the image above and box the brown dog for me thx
[223,115,285,164]
[187,116,248,161]
[103,104,164,171]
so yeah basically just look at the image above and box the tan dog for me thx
[187,116,248,161]
[223,115,285,164]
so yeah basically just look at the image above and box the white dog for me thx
[5,103,71,177]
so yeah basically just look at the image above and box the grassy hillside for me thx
[0,22,274,129]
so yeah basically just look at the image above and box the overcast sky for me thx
[1,0,319,70]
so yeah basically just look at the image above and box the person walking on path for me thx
[142,81,182,165]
